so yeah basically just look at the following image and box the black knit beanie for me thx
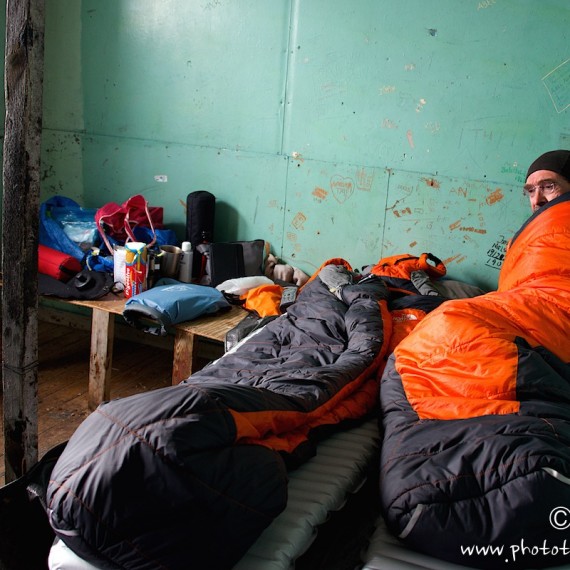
[526,150,570,182]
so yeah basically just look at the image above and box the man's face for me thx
[524,169,570,212]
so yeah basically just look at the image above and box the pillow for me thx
[216,276,273,296]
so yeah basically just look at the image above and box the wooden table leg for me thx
[172,329,195,385]
[88,308,115,410]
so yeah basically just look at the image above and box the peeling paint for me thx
[392,207,412,218]
[422,177,440,189]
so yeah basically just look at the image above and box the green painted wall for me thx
[39,0,570,290]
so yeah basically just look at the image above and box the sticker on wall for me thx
[542,58,570,113]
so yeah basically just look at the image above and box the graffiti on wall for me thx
[543,58,570,113]
[485,235,508,270]
[382,171,527,287]
[282,161,527,288]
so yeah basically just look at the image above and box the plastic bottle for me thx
[178,241,193,283]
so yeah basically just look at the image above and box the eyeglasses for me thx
[522,181,559,198]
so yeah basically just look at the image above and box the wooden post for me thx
[2,0,45,482]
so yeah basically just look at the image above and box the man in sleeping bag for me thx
[524,150,570,212]
[379,149,570,570]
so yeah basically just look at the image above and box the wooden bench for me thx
[41,294,246,410]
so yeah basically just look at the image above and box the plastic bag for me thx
[39,196,98,261]
[50,206,99,250]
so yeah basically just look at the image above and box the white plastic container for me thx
[113,245,126,290]
[178,241,193,283]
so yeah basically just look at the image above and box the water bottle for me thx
[178,241,193,283]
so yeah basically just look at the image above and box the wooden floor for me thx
[0,319,174,487]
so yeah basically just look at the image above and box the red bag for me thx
[38,244,82,282]
[95,194,163,253]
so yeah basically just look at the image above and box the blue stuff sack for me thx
[122,278,231,336]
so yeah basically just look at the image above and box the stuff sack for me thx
[186,191,216,277]
[197,239,266,287]
[39,196,98,261]
[123,279,231,336]
[38,244,82,282]
[239,283,287,318]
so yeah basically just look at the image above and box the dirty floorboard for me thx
[0,319,173,487]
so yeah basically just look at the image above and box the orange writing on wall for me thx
[486,188,504,205]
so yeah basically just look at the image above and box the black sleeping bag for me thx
[46,263,389,569]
